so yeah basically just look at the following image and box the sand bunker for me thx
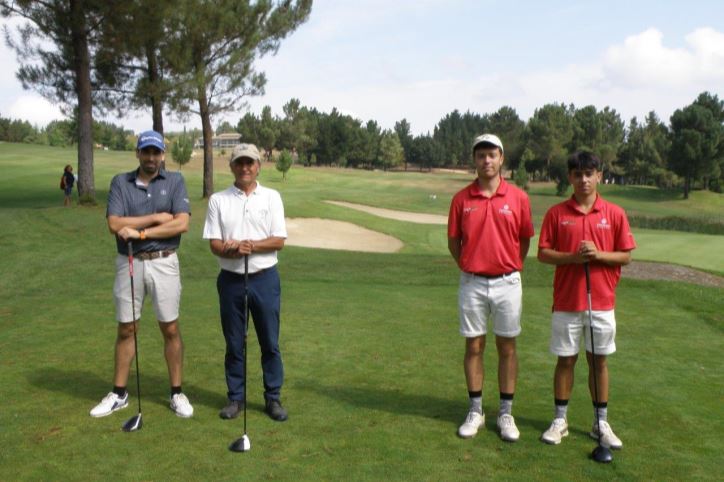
[325,200,447,224]
[285,218,404,253]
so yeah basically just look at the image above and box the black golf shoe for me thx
[219,400,244,419]
[264,399,288,422]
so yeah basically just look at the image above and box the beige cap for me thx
[229,143,261,164]
[472,133,504,154]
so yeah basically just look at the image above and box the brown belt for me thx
[135,249,176,261]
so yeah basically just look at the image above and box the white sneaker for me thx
[541,418,569,445]
[90,392,128,417]
[497,414,520,442]
[170,393,194,418]
[458,411,485,438]
[591,420,622,449]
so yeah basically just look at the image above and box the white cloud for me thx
[7,95,64,126]
[602,27,724,88]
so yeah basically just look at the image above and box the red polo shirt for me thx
[538,194,636,311]
[448,178,534,275]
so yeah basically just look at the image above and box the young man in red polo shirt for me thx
[448,134,534,442]
[538,151,636,449]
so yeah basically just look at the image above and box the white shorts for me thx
[113,253,182,323]
[458,271,522,338]
[550,310,616,357]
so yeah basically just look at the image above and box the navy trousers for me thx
[217,267,284,402]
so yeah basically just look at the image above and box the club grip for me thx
[127,241,134,276]
[584,262,591,293]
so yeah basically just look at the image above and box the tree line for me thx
[234,92,723,199]
[0,0,312,203]
[1,2,720,200]
[0,116,134,151]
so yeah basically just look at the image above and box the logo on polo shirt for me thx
[498,204,513,216]
[561,220,575,226]
[597,218,611,230]
[464,207,477,214]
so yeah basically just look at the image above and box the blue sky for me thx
[1,0,723,135]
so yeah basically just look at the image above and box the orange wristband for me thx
[140,229,146,240]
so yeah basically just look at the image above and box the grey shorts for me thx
[113,253,182,323]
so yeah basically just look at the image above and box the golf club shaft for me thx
[584,262,602,446]
[243,254,249,436]
[128,241,141,414]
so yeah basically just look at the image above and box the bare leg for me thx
[496,336,517,394]
[553,355,578,400]
[113,322,138,387]
[159,320,183,387]
[585,352,609,403]
[464,336,486,392]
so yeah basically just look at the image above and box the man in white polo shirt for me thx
[203,143,289,422]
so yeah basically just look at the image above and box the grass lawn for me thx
[0,142,722,480]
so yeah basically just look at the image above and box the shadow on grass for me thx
[296,378,560,436]
[27,367,229,412]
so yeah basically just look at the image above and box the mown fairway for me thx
[0,143,722,481]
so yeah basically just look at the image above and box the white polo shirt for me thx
[203,182,287,274]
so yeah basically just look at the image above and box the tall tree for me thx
[257,105,278,161]
[1,0,104,203]
[488,106,525,168]
[618,113,671,186]
[93,0,176,135]
[379,130,404,171]
[669,101,722,198]
[527,103,574,181]
[163,0,312,197]
[393,118,413,170]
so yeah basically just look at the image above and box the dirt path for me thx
[622,261,724,288]
[325,200,447,224]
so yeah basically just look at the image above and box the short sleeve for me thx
[614,208,636,252]
[202,195,222,240]
[106,175,125,217]
[519,194,534,239]
[170,174,191,215]
[538,208,557,249]
[447,194,462,238]
[269,191,287,238]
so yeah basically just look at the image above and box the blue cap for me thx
[136,130,165,151]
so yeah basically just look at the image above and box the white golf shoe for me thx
[541,417,569,445]
[90,392,128,417]
[590,420,622,449]
[497,414,520,442]
[170,393,194,418]
[458,411,485,438]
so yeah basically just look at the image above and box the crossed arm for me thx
[108,212,190,241]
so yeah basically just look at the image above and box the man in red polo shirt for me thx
[538,151,636,449]
[448,133,534,442]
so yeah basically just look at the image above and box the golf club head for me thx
[122,413,143,432]
[229,434,251,452]
[592,444,613,463]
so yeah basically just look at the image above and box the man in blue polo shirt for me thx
[90,130,194,419]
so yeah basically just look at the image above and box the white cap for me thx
[472,133,504,154]
[229,143,261,164]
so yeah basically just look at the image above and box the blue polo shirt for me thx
[107,168,190,255]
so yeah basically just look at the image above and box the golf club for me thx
[122,240,143,432]
[230,254,251,452]
[585,262,612,463]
